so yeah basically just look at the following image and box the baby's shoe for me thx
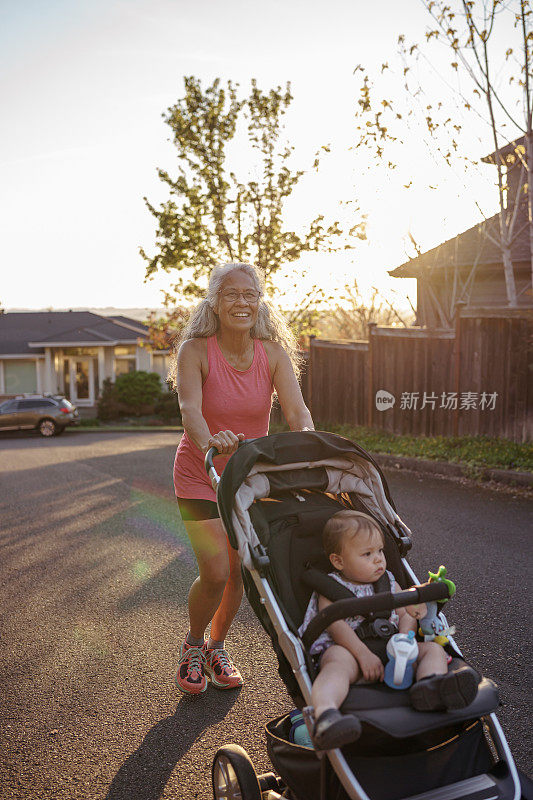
[312,709,362,750]
[409,663,479,712]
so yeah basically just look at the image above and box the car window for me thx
[0,400,18,412]
[16,399,54,409]
[17,400,38,410]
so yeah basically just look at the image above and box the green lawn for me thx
[269,422,533,473]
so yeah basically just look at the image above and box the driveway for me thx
[0,431,531,799]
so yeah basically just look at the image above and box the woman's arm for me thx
[267,342,314,431]
[177,340,243,455]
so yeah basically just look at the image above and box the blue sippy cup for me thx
[384,630,419,690]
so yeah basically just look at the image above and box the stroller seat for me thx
[248,478,497,741]
[340,677,499,738]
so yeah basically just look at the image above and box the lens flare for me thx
[132,559,151,582]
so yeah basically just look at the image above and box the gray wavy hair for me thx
[167,262,301,389]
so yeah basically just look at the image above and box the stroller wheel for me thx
[212,744,262,800]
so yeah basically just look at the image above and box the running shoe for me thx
[203,645,244,689]
[175,640,207,695]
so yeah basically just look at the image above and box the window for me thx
[152,354,170,384]
[4,361,37,394]
[114,345,136,356]
[63,347,99,356]
[17,400,39,410]
[17,399,55,410]
[115,358,136,376]
[114,345,136,377]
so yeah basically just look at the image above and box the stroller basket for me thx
[266,713,494,800]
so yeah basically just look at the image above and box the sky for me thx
[1,0,515,313]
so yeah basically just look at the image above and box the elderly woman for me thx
[171,262,314,694]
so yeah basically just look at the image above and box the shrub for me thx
[115,371,162,412]
[97,378,122,421]
[153,391,181,423]
[97,373,181,423]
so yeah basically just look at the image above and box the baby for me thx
[301,510,478,750]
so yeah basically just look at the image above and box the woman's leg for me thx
[183,517,244,690]
[210,535,243,642]
[185,517,241,640]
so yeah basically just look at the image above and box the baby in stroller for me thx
[302,509,479,750]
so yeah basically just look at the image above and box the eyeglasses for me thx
[219,289,261,303]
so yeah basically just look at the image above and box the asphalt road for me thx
[0,431,531,800]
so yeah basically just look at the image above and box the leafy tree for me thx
[141,76,366,313]
[353,0,533,309]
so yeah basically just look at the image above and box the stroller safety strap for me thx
[302,567,397,645]
[302,567,393,610]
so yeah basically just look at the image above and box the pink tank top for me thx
[173,335,273,501]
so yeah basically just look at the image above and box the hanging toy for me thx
[407,566,457,646]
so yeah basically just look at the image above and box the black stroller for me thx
[205,431,529,800]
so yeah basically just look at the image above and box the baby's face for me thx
[331,526,386,583]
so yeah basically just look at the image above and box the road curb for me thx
[70,426,183,434]
[374,453,533,488]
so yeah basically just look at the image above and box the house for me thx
[389,136,533,327]
[0,311,171,407]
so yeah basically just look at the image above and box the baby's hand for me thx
[405,602,427,620]
[357,649,384,682]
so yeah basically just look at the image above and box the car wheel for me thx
[38,418,57,437]
[212,744,262,800]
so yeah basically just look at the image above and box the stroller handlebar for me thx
[301,582,450,650]
[204,440,250,490]
[205,446,221,490]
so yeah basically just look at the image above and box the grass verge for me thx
[269,422,533,473]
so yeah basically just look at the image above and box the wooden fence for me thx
[274,309,532,442]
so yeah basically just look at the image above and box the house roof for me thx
[0,311,148,355]
[481,135,525,166]
[389,205,530,279]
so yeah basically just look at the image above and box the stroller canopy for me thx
[216,431,411,570]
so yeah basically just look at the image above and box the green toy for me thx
[419,566,456,644]
[428,565,456,604]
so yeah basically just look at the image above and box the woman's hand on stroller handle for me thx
[301,582,450,650]
[204,437,249,488]
[204,430,245,456]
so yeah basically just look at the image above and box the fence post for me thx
[307,335,315,419]
[367,323,377,428]
[453,302,465,436]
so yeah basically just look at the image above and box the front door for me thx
[68,358,95,405]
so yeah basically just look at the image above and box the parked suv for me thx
[0,394,79,437]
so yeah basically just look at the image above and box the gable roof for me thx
[0,311,148,355]
[481,135,525,166]
[389,205,530,279]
